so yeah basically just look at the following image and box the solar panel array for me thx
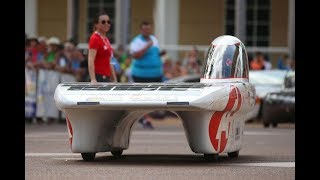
[61,83,211,91]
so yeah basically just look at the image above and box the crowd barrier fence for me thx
[25,68,76,120]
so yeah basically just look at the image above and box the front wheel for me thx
[228,150,239,158]
[111,149,123,157]
[203,154,219,161]
[81,153,96,161]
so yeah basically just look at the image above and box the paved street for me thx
[25,118,295,179]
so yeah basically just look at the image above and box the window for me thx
[87,0,115,43]
[225,0,271,47]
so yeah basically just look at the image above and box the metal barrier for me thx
[25,68,76,120]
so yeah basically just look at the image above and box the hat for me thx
[64,41,75,49]
[47,37,60,45]
[38,36,47,43]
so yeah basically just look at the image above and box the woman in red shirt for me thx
[88,13,117,83]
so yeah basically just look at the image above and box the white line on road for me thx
[223,162,295,168]
[133,131,185,136]
[51,157,82,160]
[133,131,289,136]
[25,132,68,137]
[131,139,187,143]
[243,131,291,136]
[25,153,80,157]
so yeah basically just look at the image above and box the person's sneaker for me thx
[144,121,154,130]
[138,118,145,126]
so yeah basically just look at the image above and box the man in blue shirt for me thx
[129,21,166,129]
[129,21,164,82]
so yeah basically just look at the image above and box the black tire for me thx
[228,150,239,158]
[111,149,123,157]
[272,122,278,128]
[81,153,96,161]
[263,122,270,128]
[203,154,219,161]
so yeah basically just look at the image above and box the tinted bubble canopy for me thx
[202,35,249,79]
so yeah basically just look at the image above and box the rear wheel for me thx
[228,150,239,158]
[263,122,270,128]
[81,153,96,161]
[272,122,278,128]
[203,154,219,161]
[111,149,123,157]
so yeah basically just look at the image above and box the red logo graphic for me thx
[208,86,242,152]
[66,117,73,147]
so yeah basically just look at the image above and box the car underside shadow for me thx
[69,154,288,166]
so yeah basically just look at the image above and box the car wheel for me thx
[111,149,123,157]
[81,153,96,161]
[203,154,219,161]
[228,150,239,158]
[272,123,278,128]
[263,122,270,128]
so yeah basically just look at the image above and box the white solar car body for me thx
[54,35,256,161]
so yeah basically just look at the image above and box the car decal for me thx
[209,86,242,152]
[66,117,73,147]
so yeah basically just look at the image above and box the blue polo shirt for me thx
[129,35,163,78]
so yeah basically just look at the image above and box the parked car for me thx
[261,71,295,127]
[246,70,288,122]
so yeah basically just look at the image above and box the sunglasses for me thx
[100,20,111,25]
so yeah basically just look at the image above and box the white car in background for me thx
[247,70,288,122]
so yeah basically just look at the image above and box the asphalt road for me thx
[25,118,295,180]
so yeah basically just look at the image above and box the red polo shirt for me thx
[88,32,113,76]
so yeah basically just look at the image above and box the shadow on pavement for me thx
[61,154,293,166]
